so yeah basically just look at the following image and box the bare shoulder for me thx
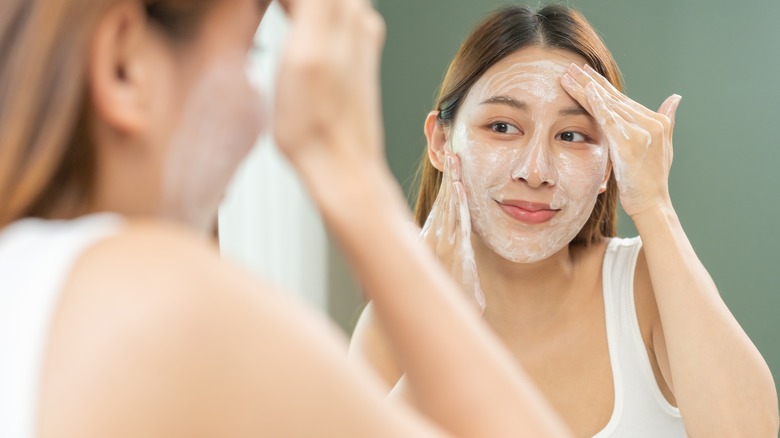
[37,220,343,436]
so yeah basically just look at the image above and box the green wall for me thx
[376,0,780,399]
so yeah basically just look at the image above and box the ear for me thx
[88,1,154,136]
[424,111,448,172]
[599,159,613,193]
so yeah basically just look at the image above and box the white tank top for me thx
[594,237,686,437]
[0,214,122,438]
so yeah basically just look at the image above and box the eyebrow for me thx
[480,97,592,119]
[480,96,528,110]
[559,106,590,117]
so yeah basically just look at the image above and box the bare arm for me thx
[350,301,404,389]
[272,0,570,435]
[563,63,779,437]
[636,206,778,437]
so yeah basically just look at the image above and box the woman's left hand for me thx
[561,63,682,219]
[420,152,486,312]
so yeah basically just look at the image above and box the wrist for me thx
[294,149,410,231]
[629,198,679,235]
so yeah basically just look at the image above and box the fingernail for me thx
[567,63,581,75]
[446,153,454,174]
[584,64,598,74]
[561,73,575,87]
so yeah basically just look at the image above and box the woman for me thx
[0,0,574,436]
[350,5,779,437]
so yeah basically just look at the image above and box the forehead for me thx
[468,47,587,102]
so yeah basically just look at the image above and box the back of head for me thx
[414,4,622,246]
[0,0,211,228]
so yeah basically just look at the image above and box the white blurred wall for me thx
[218,3,328,311]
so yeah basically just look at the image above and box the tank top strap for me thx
[0,214,123,438]
[596,237,684,437]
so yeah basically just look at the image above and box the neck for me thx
[89,134,216,235]
[472,234,585,333]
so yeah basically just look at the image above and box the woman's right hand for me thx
[273,0,386,178]
[420,153,486,311]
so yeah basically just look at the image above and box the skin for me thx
[29,0,574,436]
[351,46,779,437]
[447,58,610,264]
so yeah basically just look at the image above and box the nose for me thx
[510,132,557,188]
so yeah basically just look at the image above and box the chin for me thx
[477,226,576,265]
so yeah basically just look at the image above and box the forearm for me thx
[633,202,778,436]
[297,155,570,437]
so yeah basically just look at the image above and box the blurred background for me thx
[220,0,780,398]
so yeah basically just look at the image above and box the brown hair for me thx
[0,0,212,227]
[414,4,622,246]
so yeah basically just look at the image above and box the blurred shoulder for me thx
[38,219,304,436]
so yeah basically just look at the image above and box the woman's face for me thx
[448,46,611,263]
[157,0,270,230]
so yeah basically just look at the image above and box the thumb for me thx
[658,94,682,131]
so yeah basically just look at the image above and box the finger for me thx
[572,64,650,119]
[600,89,657,128]
[581,64,625,100]
[354,8,386,157]
[586,83,630,142]
[657,94,682,133]
[448,152,463,183]
[445,189,457,245]
[453,182,484,311]
[421,202,445,246]
[442,151,454,187]
[561,72,594,116]
[453,181,471,243]
[563,67,635,124]
[432,153,453,244]
[421,155,453,244]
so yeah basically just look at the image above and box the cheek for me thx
[556,147,609,195]
[164,62,265,195]
[203,62,265,156]
[459,142,511,200]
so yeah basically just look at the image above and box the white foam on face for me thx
[479,60,569,104]
[449,59,609,263]
[162,63,266,231]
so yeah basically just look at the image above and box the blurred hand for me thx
[273,0,386,176]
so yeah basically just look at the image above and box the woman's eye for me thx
[491,122,520,135]
[558,131,587,142]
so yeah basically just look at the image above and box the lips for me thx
[497,200,559,224]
